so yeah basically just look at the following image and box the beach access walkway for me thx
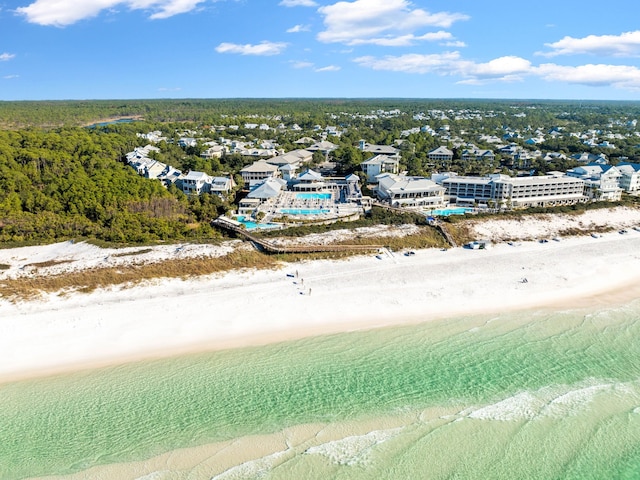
[212,217,383,254]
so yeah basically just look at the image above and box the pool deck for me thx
[259,190,362,222]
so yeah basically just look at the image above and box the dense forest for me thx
[0,127,225,244]
[1,99,639,245]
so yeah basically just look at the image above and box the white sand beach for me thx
[2,207,640,383]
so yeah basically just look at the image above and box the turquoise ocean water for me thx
[3,300,640,479]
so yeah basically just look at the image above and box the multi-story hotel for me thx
[440,173,587,208]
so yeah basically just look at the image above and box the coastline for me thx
[3,228,640,385]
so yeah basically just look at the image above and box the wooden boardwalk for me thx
[212,217,383,254]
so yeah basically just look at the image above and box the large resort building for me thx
[376,173,446,208]
[440,173,587,208]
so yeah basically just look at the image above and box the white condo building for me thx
[440,173,587,208]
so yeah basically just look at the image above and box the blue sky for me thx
[1,0,639,100]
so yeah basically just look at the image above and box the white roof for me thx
[378,174,444,195]
[247,178,286,199]
[184,171,210,181]
[241,161,279,173]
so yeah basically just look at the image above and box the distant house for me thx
[306,140,338,156]
[294,136,315,145]
[200,145,226,159]
[571,152,608,164]
[267,149,313,167]
[209,176,237,197]
[180,171,212,195]
[358,140,399,156]
[427,146,454,163]
[144,160,167,180]
[375,173,446,208]
[360,155,400,182]
[240,160,280,185]
[178,137,197,148]
[460,146,495,163]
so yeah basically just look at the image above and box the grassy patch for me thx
[24,260,73,268]
[112,248,154,258]
[0,250,278,301]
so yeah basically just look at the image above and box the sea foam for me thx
[464,380,638,422]
[304,427,403,466]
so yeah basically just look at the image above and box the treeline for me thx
[0,127,224,244]
[2,98,639,129]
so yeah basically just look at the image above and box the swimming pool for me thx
[295,193,332,200]
[429,207,473,216]
[279,208,331,215]
[235,216,280,230]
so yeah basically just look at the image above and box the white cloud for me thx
[354,50,640,91]
[539,31,640,58]
[287,24,310,33]
[315,65,341,72]
[354,52,531,82]
[460,56,532,79]
[317,0,468,46]
[147,0,203,19]
[536,63,640,90]
[354,51,463,74]
[290,61,314,68]
[279,0,317,6]
[442,40,466,48]
[3,74,20,79]
[349,31,453,47]
[215,41,288,56]
[0,53,16,61]
[16,0,206,26]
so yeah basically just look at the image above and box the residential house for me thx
[200,145,227,159]
[267,149,313,167]
[616,163,640,192]
[209,176,237,197]
[427,146,454,164]
[566,164,622,201]
[460,146,495,163]
[360,154,400,182]
[306,140,338,158]
[180,171,212,195]
[571,152,608,164]
[358,140,400,156]
[178,137,197,148]
[144,160,167,180]
[240,160,280,185]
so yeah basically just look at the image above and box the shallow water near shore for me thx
[3,301,640,479]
